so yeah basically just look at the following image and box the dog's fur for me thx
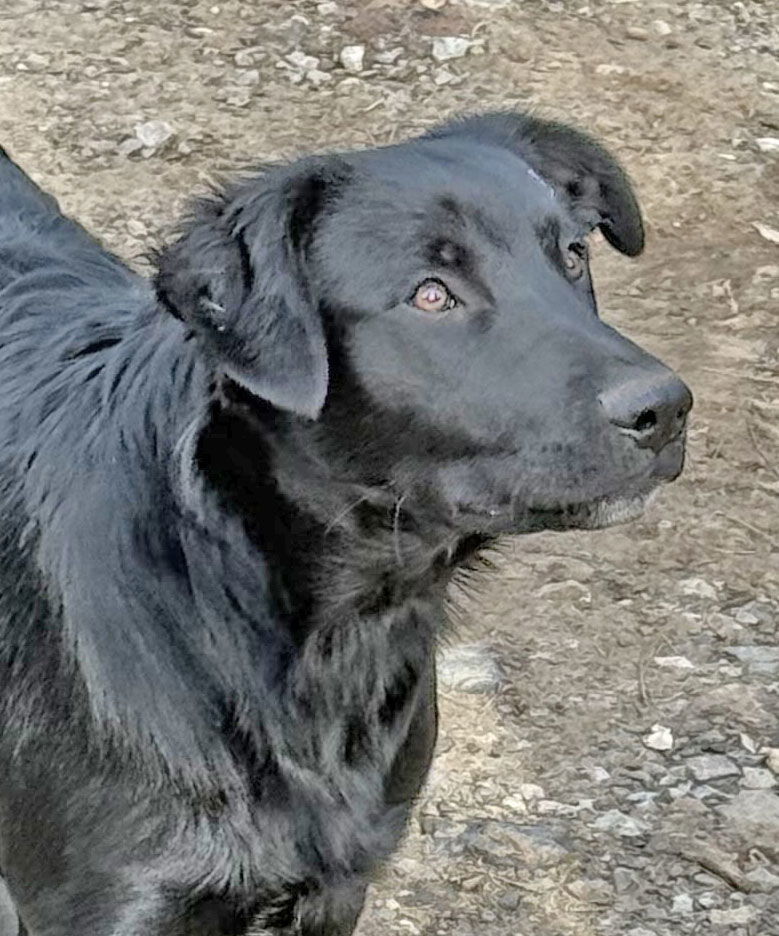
[0,113,690,935]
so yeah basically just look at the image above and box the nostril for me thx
[633,409,657,434]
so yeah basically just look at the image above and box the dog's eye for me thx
[411,279,457,314]
[564,242,587,280]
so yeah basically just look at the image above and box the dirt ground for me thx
[1,0,778,934]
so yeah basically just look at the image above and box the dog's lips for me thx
[454,486,658,534]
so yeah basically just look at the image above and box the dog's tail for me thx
[0,144,61,218]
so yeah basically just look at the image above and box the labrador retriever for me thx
[0,111,691,935]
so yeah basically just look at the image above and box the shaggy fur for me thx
[0,113,690,935]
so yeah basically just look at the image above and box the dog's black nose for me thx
[599,373,692,453]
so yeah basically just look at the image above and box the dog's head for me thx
[156,111,691,535]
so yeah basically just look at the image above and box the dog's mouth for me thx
[459,491,652,535]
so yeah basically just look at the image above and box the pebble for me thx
[339,45,365,73]
[710,906,756,925]
[724,645,779,676]
[588,766,611,783]
[117,137,143,157]
[624,26,649,40]
[306,69,333,86]
[652,19,673,36]
[591,810,649,838]
[234,50,255,67]
[679,577,717,600]
[686,755,740,782]
[236,69,260,85]
[375,48,403,65]
[671,893,694,915]
[654,655,694,670]
[437,643,502,693]
[756,136,779,152]
[740,767,775,789]
[744,865,779,892]
[518,782,545,802]
[286,50,320,71]
[431,37,472,62]
[764,747,779,774]
[433,67,456,86]
[643,724,674,752]
[613,867,639,893]
[134,119,174,149]
[720,790,779,849]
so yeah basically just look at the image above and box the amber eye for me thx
[411,279,456,313]
[564,243,587,280]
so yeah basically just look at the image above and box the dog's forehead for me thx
[356,137,561,214]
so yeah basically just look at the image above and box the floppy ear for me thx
[431,111,644,256]
[155,161,342,418]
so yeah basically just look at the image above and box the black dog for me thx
[0,112,691,936]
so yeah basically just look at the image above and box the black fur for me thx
[0,113,690,935]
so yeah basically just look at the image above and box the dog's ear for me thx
[432,111,644,256]
[155,161,344,419]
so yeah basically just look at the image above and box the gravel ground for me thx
[1,1,778,934]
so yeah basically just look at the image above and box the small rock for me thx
[431,36,472,62]
[316,1,339,13]
[339,45,365,73]
[518,782,545,802]
[744,865,779,892]
[126,219,146,237]
[724,645,779,676]
[613,867,639,893]
[234,50,255,67]
[643,724,674,752]
[756,137,779,152]
[225,87,251,107]
[375,48,403,65]
[754,221,779,245]
[679,577,717,600]
[498,888,522,910]
[764,747,779,774]
[625,26,649,40]
[710,906,756,925]
[421,0,447,8]
[433,67,456,86]
[117,137,143,157]
[671,893,694,915]
[134,120,174,149]
[592,810,648,838]
[720,790,779,850]
[236,69,260,85]
[739,732,757,754]
[437,643,502,693]
[306,69,333,86]
[686,755,740,782]
[652,19,672,36]
[654,655,694,670]
[595,63,628,76]
[286,50,320,71]
[741,767,776,789]
[588,766,611,783]
[537,580,591,605]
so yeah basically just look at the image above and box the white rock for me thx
[588,766,611,783]
[134,120,174,149]
[117,137,143,157]
[437,643,502,693]
[756,136,779,152]
[225,87,251,107]
[753,221,779,244]
[687,755,740,782]
[234,50,255,67]
[433,67,456,86]
[710,906,756,925]
[764,747,779,774]
[671,894,694,915]
[654,655,694,669]
[375,47,403,65]
[595,63,627,75]
[643,724,674,752]
[652,19,673,36]
[741,767,776,789]
[236,69,260,85]
[317,1,339,13]
[286,50,320,71]
[339,45,365,73]
[592,810,649,838]
[678,576,717,600]
[431,36,472,62]
[518,782,545,802]
[306,69,333,86]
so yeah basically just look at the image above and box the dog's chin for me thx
[455,488,658,535]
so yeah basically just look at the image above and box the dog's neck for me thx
[195,386,485,643]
